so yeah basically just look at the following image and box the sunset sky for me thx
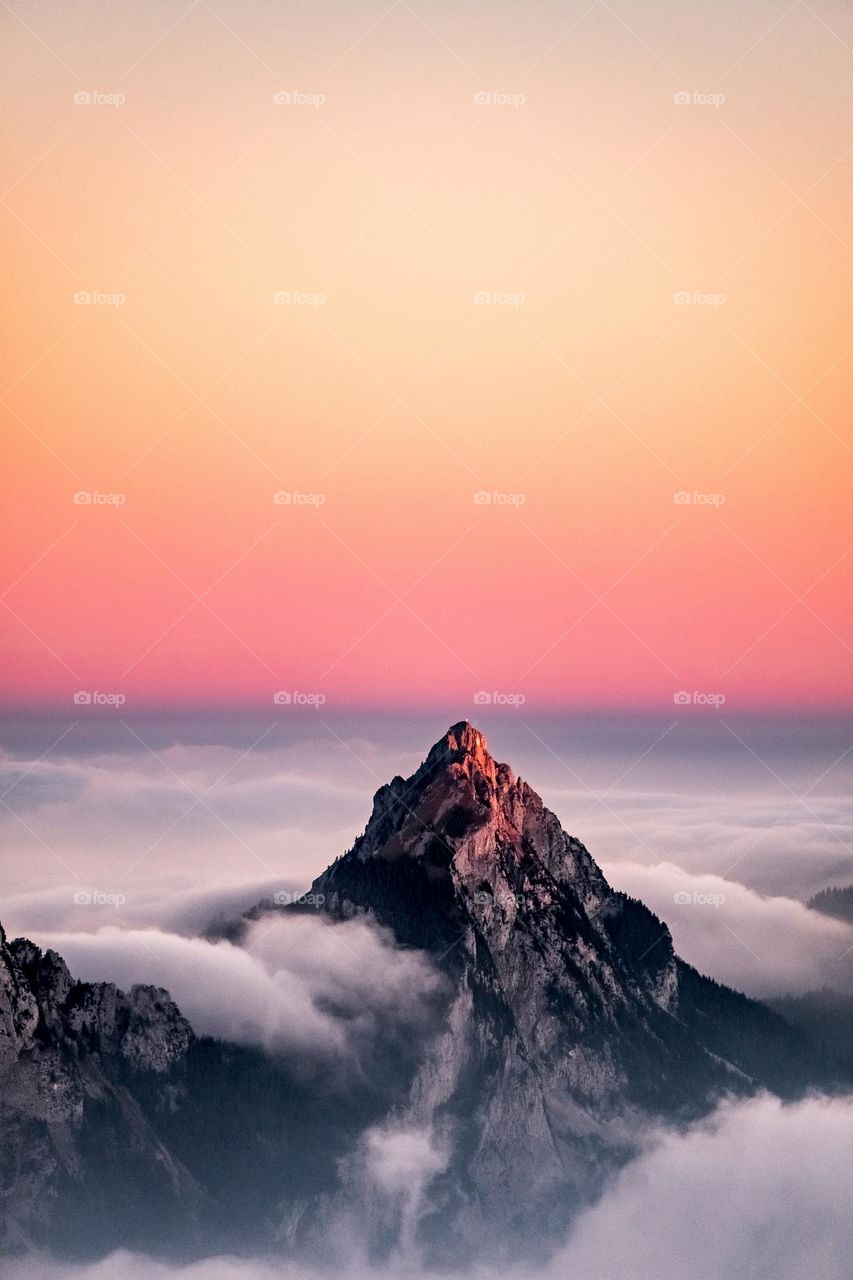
[3,0,853,710]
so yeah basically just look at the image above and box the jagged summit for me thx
[315,718,612,945]
[424,720,496,771]
[388,719,509,805]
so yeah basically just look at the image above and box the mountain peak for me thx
[424,720,500,781]
[354,719,519,868]
[433,720,489,756]
[312,719,612,948]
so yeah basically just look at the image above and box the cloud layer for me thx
[3,1094,853,1280]
[4,712,853,1005]
[558,1093,853,1280]
[47,914,443,1062]
[607,859,853,996]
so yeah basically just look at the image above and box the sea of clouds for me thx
[3,1094,852,1280]
[3,711,853,1278]
[3,711,852,1000]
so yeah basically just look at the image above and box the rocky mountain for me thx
[289,722,824,1260]
[0,925,382,1260]
[0,923,197,1253]
[0,722,834,1265]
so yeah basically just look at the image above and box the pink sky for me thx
[3,0,852,709]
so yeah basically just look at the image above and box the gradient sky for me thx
[3,0,853,710]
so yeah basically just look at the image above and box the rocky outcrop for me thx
[0,924,39,1064]
[0,926,196,1252]
[5,934,191,1078]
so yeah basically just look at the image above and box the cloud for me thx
[43,914,443,1063]
[556,1093,853,1280]
[0,735,376,915]
[364,1126,448,1199]
[365,1124,449,1251]
[606,860,853,996]
[0,879,293,939]
[0,1260,288,1280]
[545,785,853,901]
[3,1094,853,1280]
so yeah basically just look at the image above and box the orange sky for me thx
[2,0,853,710]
